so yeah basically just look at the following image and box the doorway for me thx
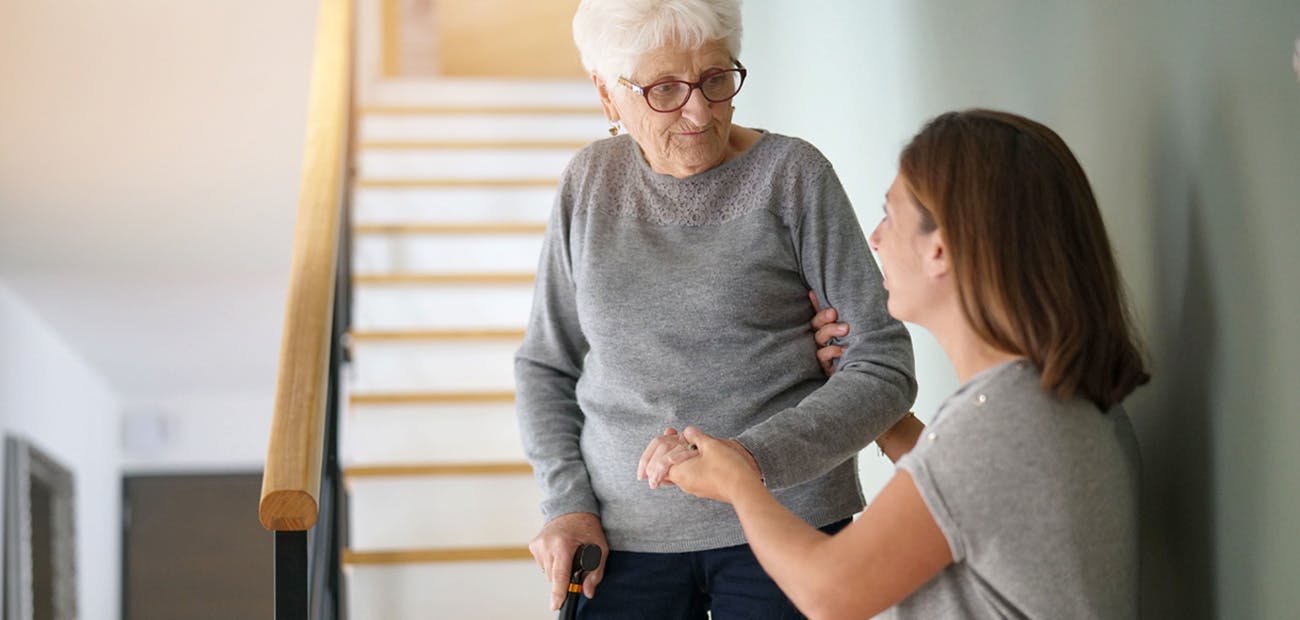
[3,436,77,620]
[121,473,272,619]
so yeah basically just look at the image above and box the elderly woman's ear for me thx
[591,73,621,127]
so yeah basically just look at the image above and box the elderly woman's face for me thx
[603,41,739,178]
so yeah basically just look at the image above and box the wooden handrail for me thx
[259,0,354,532]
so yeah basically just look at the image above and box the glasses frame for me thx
[617,60,748,113]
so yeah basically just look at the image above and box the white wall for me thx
[0,280,122,620]
[120,392,275,474]
[744,2,1300,617]
[0,0,318,463]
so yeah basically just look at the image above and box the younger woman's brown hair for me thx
[898,109,1149,409]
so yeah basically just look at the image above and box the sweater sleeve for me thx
[513,180,600,521]
[736,162,918,490]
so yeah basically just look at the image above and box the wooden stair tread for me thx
[353,223,545,235]
[349,391,516,405]
[353,272,535,286]
[357,178,559,189]
[360,140,589,150]
[345,462,532,478]
[350,328,525,342]
[360,105,601,116]
[343,546,533,565]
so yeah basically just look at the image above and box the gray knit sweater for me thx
[514,131,916,552]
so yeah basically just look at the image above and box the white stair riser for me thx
[348,477,543,549]
[354,234,543,275]
[360,114,605,142]
[358,149,573,180]
[349,341,518,392]
[344,403,523,463]
[368,78,596,108]
[352,187,556,224]
[352,284,534,330]
[347,563,551,620]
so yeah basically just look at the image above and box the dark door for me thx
[123,473,272,619]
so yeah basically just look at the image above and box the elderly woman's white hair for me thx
[573,0,743,87]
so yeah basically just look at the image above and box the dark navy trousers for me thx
[575,519,851,619]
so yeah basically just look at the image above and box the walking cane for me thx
[558,544,603,620]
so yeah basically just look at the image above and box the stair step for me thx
[348,339,517,392]
[354,272,534,286]
[366,78,593,109]
[345,546,533,565]
[346,475,541,550]
[353,186,554,224]
[357,178,558,189]
[345,462,532,479]
[346,562,550,620]
[359,112,604,144]
[352,283,533,331]
[357,149,572,181]
[360,139,590,150]
[350,328,525,342]
[354,234,542,275]
[349,391,516,406]
[354,223,546,235]
[342,401,522,464]
[360,105,599,116]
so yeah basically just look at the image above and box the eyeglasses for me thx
[617,60,747,113]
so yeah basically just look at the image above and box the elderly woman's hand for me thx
[667,426,765,504]
[638,427,697,489]
[639,426,761,489]
[528,512,608,611]
[809,291,849,376]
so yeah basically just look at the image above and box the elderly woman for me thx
[660,110,1148,618]
[514,0,916,616]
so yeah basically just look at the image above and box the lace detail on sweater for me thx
[568,133,828,227]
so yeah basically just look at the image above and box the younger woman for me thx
[654,109,1148,618]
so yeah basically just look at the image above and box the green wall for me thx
[741,2,1300,617]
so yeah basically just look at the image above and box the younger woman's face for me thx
[869,174,940,322]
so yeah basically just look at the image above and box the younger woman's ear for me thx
[923,233,950,279]
[591,73,619,123]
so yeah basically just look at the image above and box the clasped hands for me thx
[636,426,764,504]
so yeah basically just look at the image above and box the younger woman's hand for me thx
[667,426,765,504]
[809,291,849,376]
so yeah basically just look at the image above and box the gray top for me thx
[887,360,1140,619]
[514,132,917,552]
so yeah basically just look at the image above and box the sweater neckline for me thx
[628,129,772,185]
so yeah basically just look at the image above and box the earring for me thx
[608,122,620,136]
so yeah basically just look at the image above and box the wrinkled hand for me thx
[638,427,697,489]
[640,427,761,490]
[809,291,849,376]
[528,512,608,610]
[668,426,766,504]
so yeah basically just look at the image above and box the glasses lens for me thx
[647,81,691,112]
[701,70,741,102]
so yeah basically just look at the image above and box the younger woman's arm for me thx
[670,426,952,619]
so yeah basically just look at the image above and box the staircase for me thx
[340,79,604,619]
